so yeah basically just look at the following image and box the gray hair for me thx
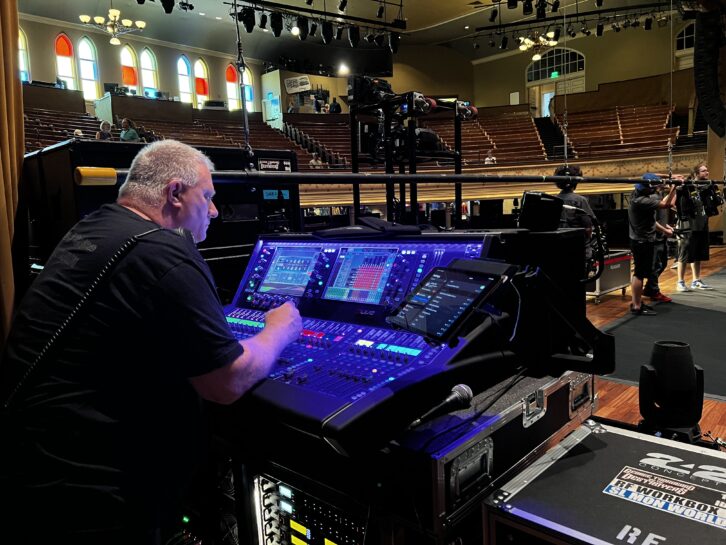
[118,140,215,207]
[99,120,111,131]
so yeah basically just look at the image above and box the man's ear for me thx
[166,180,183,208]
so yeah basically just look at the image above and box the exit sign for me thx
[550,71,560,78]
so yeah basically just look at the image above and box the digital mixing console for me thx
[224,234,494,454]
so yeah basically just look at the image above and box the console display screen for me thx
[387,268,501,341]
[258,246,321,296]
[323,247,398,305]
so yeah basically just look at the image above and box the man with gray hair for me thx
[0,140,302,543]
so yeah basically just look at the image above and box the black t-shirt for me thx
[557,190,594,228]
[628,190,660,241]
[0,204,243,540]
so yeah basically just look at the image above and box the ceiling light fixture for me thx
[389,31,400,53]
[79,0,146,45]
[160,0,175,14]
[339,0,348,13]
[348,25,360,47]
[377,3,385,18]
[270,11,283,36]
[489,8,498,22]
[322,21,334,43]
[239,8,255,33]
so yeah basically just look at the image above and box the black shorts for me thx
[630,239,655,280]
[677,229,710,263]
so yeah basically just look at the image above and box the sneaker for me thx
[691,279,714,290]
[650,292,673,303]
[630,304,657,316]
[676,281,691,292]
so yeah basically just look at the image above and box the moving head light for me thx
[456,101,478,119]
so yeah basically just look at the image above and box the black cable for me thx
[232,0,252,156]
[419,364,528,451]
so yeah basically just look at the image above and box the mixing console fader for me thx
[225,234,488,454]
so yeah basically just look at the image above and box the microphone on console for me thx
[409,384,474,428]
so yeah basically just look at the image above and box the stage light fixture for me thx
[612,22,620,32]
[374,33,386,47]
[596,22,604,36]
[522,0,533,16]
[489,8,498,22]
[536,4,546,19]
[489,38,496,47]
[309,21,318,37]
[137,0,146,4]
[364,33,375,44]
[552,27,561,41]
[297,16,309,40]
[348,25,360,47]
[500,35,509,49]
[270,12,283,37]
[631,18,640,28]
[240,8,256,33]
[567,26,576,38]
[581,25,591,36]
[377,4,385,18]
[507,0,518,8]
[551,0,560,12]
[161,0,175,14]
[473,40,480,49]
[339,0,348,12]
[306,0,314,5]
[389,31,400,53]
[259,13,267,30]
[321,21,334,43]
[644,17,653,30]
[639,341,704,441]
[595,0,603,6]
[336,26,344,40]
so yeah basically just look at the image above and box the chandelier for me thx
[517,29,559,61]
[79,1,146,46]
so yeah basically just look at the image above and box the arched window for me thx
[194,58,209,109]
[177,56,193,104]
[120,45,139,94]
[18,28,30,82]
[242,68,254,112]
[675,22,695,70]
[527,48,585,84]
[676,22,695,51]
[140,48,158,97]
[55,34,76,90]
[78,37,99,100]
[225,64,240,111]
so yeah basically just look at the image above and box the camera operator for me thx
[628,174,678,315]
[553,164,594,227]
[675,162,715,291]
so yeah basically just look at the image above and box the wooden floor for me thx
[589,245,726,439]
